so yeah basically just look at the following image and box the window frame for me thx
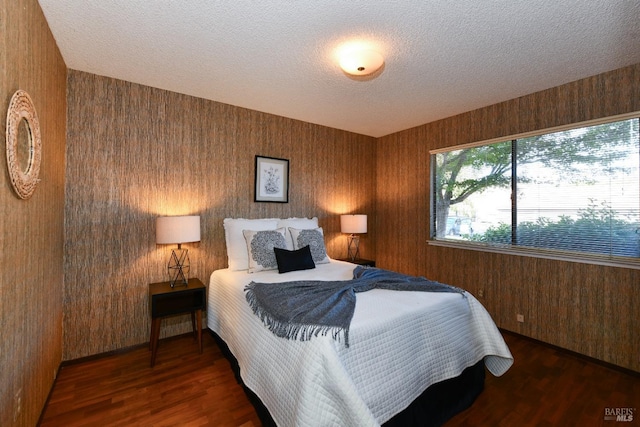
[428,111,640,270]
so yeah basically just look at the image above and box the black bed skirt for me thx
[210,330,485,427]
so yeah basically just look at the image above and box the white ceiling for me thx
[38,1,640,138]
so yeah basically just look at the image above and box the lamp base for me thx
[347,234,361,261]
[168,248,190,288]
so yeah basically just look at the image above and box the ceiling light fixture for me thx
[339,49,384,76]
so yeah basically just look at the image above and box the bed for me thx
[207,217,513,427]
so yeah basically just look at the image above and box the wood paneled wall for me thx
[376,64,640,372]
[0,0,67,425]
[64,71,376,360]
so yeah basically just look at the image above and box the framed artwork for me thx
[254,155,289,203]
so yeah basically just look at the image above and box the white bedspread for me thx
[207,260,513,427]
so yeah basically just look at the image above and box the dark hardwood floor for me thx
[39,330,639,426]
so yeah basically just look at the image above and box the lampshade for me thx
[156,215,201,244]
[341,214,367,234]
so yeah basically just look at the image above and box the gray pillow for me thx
[243,228,288,273]
[288,227,330,264]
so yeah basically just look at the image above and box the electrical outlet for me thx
[477,289,484,298]
[516,314,525,323]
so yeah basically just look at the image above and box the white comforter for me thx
[207,260,513,427]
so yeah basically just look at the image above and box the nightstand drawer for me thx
[149,278,206,318]
[151,289,205,317]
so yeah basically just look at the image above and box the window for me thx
[431,115,640,264]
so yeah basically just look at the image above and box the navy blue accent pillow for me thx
[274,245,316,274]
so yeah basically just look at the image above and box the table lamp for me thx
[340,214,367,261]
[156,215,201,287]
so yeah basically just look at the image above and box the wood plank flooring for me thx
[39,330,639,426]
[39,332,261,427]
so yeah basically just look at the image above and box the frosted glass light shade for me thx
[339,50,384,76]
[156,215,201,244]
[341,214,367,234]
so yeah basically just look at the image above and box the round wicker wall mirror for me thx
[5,90,41,199]
[17,118,32,172]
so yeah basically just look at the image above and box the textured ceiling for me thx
[38,1,640,137]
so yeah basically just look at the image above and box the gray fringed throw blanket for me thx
[244,266,466,347]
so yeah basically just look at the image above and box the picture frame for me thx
[254,155,289,203]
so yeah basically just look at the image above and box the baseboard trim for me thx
[499,328,639,377]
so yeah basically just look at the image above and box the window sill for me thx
[428,239,640,271]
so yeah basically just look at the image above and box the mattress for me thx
[207,260,513,427]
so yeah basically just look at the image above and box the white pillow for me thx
[277,217,319,249]
[223,218,279,270]
[288,227,330,264]
[243,228,288,273]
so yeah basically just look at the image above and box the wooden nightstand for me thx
[337,258,376,267]
[148,278,206,367]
